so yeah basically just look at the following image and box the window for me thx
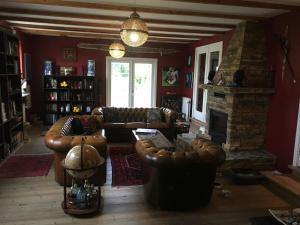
[106,57,157,107]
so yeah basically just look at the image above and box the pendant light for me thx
[109,41,125,58]
[120,11,148,47]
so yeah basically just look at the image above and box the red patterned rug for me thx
[109,147,144,186]
[0,154,53,178]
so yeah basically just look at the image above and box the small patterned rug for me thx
[0,154,53,178]
[109,147,144,186]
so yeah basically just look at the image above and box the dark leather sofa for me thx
[44,115,107,186]
[135,137,226,210]
[92,107,178,142]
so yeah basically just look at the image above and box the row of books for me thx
[11,131,23,151]
[1,102,7,122]
[46,92,94,101]
[7,41,19,56]
[45,104,92,113]
[45,78,94,89]
[1,101,19,122]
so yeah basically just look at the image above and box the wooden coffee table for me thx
[132,129,174,151]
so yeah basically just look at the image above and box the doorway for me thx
[293,99,300,166]
[192,42,223,122]
[106,57,157,107]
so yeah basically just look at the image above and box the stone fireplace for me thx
[202,21,276,169]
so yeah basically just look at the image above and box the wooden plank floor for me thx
[0,127,291,225]
[0,164,290,225]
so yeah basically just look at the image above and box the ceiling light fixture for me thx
[109,41,125,58]
[120,11,148,47]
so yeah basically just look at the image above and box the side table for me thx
[175,121,190,135]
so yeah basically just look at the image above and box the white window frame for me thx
[106,56,157,107]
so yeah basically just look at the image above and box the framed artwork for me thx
[63,48,77,61]
[185,72,193,88]
[162,66,179,86]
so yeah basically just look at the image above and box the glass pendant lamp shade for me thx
[120,12,148,47]
[109,42,125,58]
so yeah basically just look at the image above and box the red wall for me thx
[265,11,300,172]
[17,10,300,172]
[181,30,234,99]
[20,34,186,119]
[181,11,300,172]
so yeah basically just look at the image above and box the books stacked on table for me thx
[135,129,157,135]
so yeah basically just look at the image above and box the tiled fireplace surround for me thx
[202,21,276,170]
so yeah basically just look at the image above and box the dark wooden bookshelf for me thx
[43,75,96,125]
[0,30,24,161]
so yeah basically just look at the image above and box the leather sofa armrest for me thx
[160,107,178,126]
[91,107,104,126]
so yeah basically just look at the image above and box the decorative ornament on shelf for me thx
[109,41,125,58]
[120,11,148,47]
[60,81,68,88]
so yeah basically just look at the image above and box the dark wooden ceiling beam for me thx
[0,15,225,34]
[0,7,236,28]
[7,0,263,21]
[9,23,208,39]
[161,0,298,10]
[18,28,191,44]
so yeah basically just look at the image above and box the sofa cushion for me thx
[80,115,98,134]
[60,117,73,136]
[147,108,162,123]
[71,117,84,134]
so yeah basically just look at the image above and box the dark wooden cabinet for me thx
[43,75,96,125]
[161,94,182,112]
[0,30,24,161]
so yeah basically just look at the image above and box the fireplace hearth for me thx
[201,21,276,170]
[209,109,227,146]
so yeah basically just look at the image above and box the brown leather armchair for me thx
[44,116,107,186]
[135,138,226,210]
[92,107,178,142]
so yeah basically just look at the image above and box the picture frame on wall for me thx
[162,66,179,87]
[185,72,193,88]
[63,48,77,61]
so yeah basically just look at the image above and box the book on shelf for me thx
[135,128,157,135]
[1,102,7,122]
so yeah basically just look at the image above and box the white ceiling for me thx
[0,0,298,44]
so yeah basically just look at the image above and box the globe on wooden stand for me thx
[61,138,104,215]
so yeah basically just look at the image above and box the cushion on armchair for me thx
[60,117,73,136]
[147,108,161,123]
[80,115,98,134]
[71,117,84,134]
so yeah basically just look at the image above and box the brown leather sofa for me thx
[44,115,107,186]
[135,137,226,210]
[92,107,178,142]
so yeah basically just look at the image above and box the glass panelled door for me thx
[107,57,157,107]
[110,62,130,107]
[133,63,153,107]
[192,42,223,123]
[196,53,207,113]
